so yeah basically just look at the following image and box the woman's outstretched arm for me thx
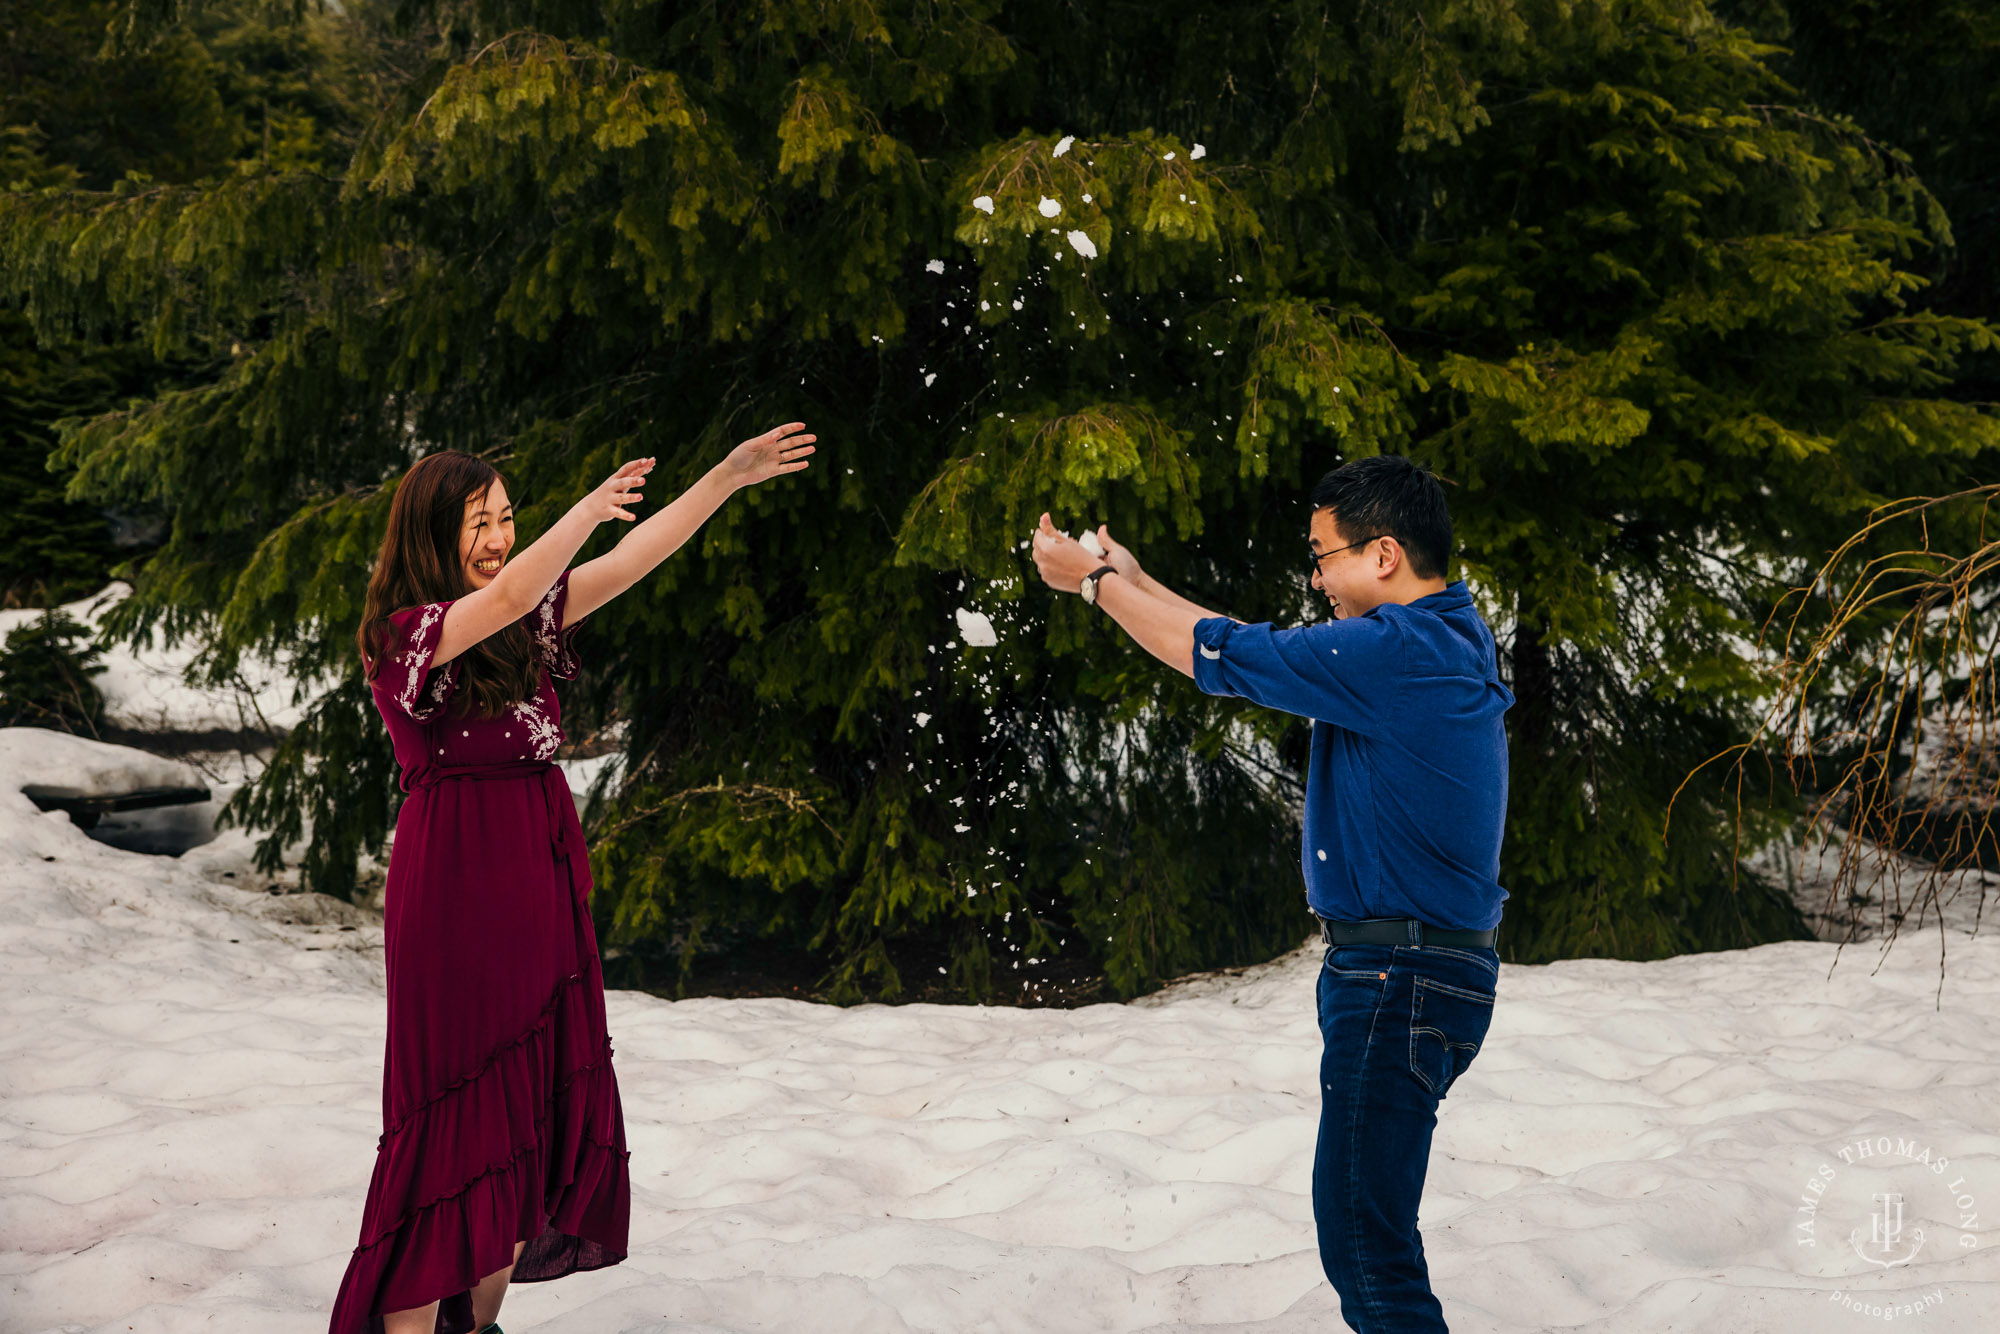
[430,459,649,668]
[565,421,816,623]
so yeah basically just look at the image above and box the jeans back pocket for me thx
[1407,975,1495,1099]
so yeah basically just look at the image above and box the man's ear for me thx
[1375,537,1402,580]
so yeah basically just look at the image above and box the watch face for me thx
[1080,575,1097,604]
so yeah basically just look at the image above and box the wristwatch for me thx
[1079,564,1118,605]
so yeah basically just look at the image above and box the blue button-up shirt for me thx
[1191,579,1513,930]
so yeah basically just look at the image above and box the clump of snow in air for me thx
[972,195,994,215]
[1078,529,1107,558]
[1053,135,1075,157]
[1164,151,1176,161]
[1065,230,1098,259]
[1191,143,1207,160]
[925,259,945,274]
[11,587,2000,1331]
[1038,197,1062,218]
[914,711,932,728]
[924,373,937,388]
[955,607,998,647]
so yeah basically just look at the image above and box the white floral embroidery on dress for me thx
[531,583,561,668]
[422,670,452,718]
[510,697,563,760]
[395,603,455,721]
[529,576,581,678]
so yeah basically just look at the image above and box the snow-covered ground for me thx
[5,726,2000,1333]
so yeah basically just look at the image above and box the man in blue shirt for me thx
[1032,454,1512,1332]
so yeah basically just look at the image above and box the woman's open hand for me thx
[579,458,653,525]
[722,422,817,490]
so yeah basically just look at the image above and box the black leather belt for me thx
[1315,913,1497,949]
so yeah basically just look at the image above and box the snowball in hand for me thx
[1078,529,1106,558]
[955,608,998,648]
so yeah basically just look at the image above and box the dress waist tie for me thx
[405,760,592,905]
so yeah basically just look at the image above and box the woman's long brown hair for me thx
[357,451,543,718]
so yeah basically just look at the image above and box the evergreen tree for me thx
[0,608,110,735]
[1708,2,2000,928]
[1,0,371,606]
[1723,1,1999,389]
[5,0,1994,998]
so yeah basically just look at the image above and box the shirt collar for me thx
[1408,579,1472,612]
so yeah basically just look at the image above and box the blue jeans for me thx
[1313,940,1498,1332]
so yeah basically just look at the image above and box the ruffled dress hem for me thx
[327,967,632,1334]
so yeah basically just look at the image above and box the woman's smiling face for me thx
[456,480,514,591]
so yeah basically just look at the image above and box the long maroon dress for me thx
[330,569,631,1334]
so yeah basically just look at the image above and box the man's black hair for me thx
[1308,454,1452,581]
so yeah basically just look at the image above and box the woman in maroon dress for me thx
[331,421,817,1334]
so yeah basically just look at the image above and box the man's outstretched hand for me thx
[1031,513,1199,677]
[1090,524,1147,587]
[1032,512,1106,593]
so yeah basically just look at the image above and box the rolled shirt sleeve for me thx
[1192,614,1403,736]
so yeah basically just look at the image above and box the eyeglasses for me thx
[1307,535,1386,578]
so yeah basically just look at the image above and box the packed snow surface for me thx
[5,727,2000,1331]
